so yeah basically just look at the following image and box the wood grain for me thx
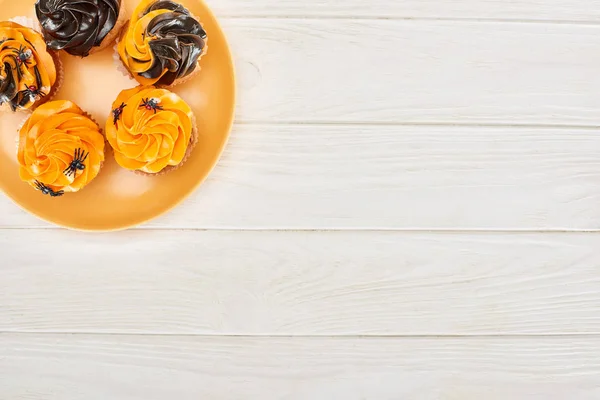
[2,333,600,399]
[3,125,600,229]
[2,229,600,335]
[1,3,599,396]
[213,0,600,21]
[223,19,600,125]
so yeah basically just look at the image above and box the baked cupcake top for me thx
[0,21,57,112]
[19,100,105,196]
[118,0,207,86]
[35,0,122,57]
[106,86,194,173]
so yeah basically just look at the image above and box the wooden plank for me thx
[222,19,600,125]
[4,125,600,229]
[2,229,600,335]
[213,0,600,21]
[2,334,600,399]
[153,125,600,230]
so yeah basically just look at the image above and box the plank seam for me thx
[220,15,600,26]
[233,121,600,131]
[1,227,600,233]
[3,332,600,338]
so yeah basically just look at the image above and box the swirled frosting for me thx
[18,100,105,195]
[118,0,207,86]
[106,86,194,173]
[35,0,122,57]
[0,21,57,111]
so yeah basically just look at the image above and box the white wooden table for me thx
[2,0,600,398]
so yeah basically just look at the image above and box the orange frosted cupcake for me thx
[117,0,207,87]
[0,21,60,112]
[106,85,197,174]
[18,100,105,197]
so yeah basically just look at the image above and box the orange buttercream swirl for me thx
[0,21,57,111]
[18,100,105,196]
[106,86,194,173]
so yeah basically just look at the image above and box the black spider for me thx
[34,180,64,197]
[22,83,46,101]
[139,97,163,114]
[112,102,126,127]
[11,45,33,66]
[63,148,88,178]
[15,66,46,109]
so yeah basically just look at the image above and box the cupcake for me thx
[35,0,127,57]
[18,100,105,197]
[0,21,60,112]
[106,85,197,174]
[117,0,207,87]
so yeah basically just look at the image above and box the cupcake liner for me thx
[81,110,107,187]
[9,16,39,32]
[112,26,135,80]
[90,2,129,55]
[35,50,64,108]
[15,113,29,153]
[1,17,64,114]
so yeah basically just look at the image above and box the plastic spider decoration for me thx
[13,66,47,110]
[63,148,88,178]
[34,180,64,197]
[22,84,46,101]
[139,97,163,114]
[11,45,33,66]
[112,102,126,127]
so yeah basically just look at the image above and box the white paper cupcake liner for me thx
[9,16,39,32]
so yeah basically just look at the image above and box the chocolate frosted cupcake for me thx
[0,21,61,112]
[35,0,126,57]
[106,85,197,174]
[117,0,207,87]
[18,100,105,196]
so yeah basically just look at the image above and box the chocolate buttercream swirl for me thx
[35,0,121,57]
[119,0,207,86]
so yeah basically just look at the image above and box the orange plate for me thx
[0,0,236,231]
